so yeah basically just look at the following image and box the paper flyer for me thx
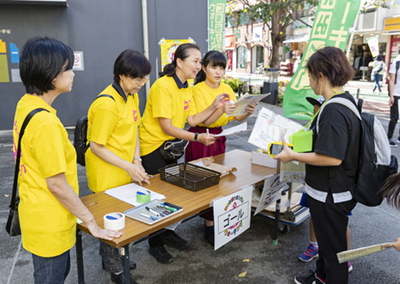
[226,93,270,117]
[247,107,303,150]
[215,122,248,137]
[253,174,286,215]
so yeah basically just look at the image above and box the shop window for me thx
[255,46,264,65]
[237,46,248,69]
[226,14,235,28]
[238,11,249,26]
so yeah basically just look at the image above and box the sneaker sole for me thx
[298,254,319,262]
[390,144,398,147]
[294,277,302,284]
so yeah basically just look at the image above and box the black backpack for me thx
[317,97,398,206]
[73,95,115,166]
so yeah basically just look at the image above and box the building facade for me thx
[224,0,270,74]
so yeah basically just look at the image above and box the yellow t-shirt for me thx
[192,82,236,128]
[12,94,78,257]
[140,75,197,156]
[86,83,141,193]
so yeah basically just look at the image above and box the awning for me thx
[0,0,67,6]
[283,35,310,43]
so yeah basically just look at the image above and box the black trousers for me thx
[141,145,177,247]
[307,192,356,284]
[388,96,400,139]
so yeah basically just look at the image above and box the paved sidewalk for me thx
[1,102,400,283]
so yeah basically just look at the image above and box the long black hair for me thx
[194,50,227,85]
[159,43,200,77]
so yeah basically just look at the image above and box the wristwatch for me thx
[134,157,142,162]
[194,133,199,142]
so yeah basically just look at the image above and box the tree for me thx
[231,0,318,68]
[231,0,391,68]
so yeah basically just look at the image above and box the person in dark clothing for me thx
[275,46,360,284]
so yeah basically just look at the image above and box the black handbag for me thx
[159,139,189,162]
[6,108,49,236]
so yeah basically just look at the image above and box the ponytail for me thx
[194,69,206,85]
[158,43,200,78]
[159,62,176,77]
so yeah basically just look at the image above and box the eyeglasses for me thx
[134,75,150,85]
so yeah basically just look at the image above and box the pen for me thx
[140,213,158,221]
[151,207,166,217]
[146,206,160,217]
[159,203,178,212]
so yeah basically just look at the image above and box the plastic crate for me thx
[159,163,221,192]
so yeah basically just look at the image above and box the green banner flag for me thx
[209,0,226,51]
[283,0,361,120]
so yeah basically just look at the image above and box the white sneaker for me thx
[389,138,398,147]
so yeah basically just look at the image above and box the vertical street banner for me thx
[283,0,361,120]
[159,38,194,71]
[367,35,380,58]
[209,0,226,51]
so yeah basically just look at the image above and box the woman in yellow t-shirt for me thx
[85,49,151,283]
[139,43,229,264]
[13,36,120,284]
[184,50,257,246]
[185,50,257,162]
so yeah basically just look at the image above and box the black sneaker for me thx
[389,138,397,147]
[111,272,137,284]
[162,231,188,250]
[148,245,174,264]
[294,270,324,284]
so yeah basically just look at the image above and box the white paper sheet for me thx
[226,93,270,117]
[215,122,248,137]
[248,107,303,150]
[105,183,166,207]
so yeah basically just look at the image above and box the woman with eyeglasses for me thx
[85,49,151,284]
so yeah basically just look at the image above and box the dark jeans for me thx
[388,96,400,139]
[32,250,70,284]
[373,74,382,92]
[141,146,177,248]
[307,192,356,284]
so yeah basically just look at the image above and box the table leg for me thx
[121,244,130,284]
[272,198,281,245]
[76,229,85,284]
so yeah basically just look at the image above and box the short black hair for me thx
[20,36,74,96]
[376,54,384,61]
[306,46,354,87]
[113,49,152,84]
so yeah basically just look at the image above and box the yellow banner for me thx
[159,39,194,71]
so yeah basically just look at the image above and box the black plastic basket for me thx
[159,163,221,192]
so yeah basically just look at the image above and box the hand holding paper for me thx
[214,93,231,109]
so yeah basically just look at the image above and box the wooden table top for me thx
[78,149,276,248]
